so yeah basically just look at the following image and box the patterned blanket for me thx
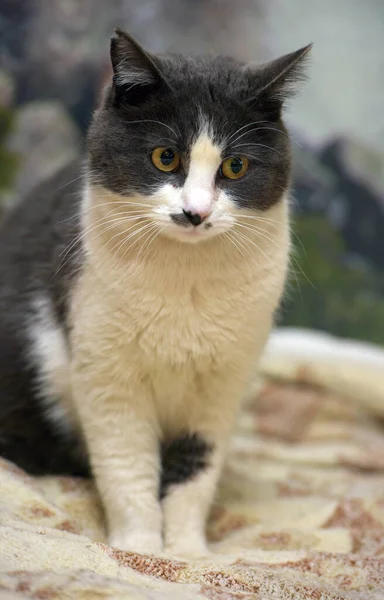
[1,328,384,599]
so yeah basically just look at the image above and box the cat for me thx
[0,28,310,556]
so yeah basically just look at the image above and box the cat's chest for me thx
[74,266,261,368]
[127,277,255,364]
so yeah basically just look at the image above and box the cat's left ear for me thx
[244,44,312,119]
[110,28,172,106]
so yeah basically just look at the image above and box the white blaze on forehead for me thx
[182,130,222,217]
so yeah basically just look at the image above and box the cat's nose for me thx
[182,210,208,227]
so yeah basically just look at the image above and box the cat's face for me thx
[87,30,310,245]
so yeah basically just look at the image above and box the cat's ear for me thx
[110,28,171,106]
[245,44,312,120]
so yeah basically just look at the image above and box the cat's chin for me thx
[162,226,220,244]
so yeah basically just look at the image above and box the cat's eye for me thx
[151,147,180,172]
[220,156,249,180]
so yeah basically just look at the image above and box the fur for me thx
[0,29,310,556]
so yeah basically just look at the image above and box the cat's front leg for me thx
[72,372,162,554]
[161,374,241,558]
[161,432,227,558]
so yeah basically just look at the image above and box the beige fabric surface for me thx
[1,328,384,599]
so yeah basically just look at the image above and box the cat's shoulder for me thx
[0,160,85,238]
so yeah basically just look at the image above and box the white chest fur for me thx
[74,209,288,362]
[69,189,289,433]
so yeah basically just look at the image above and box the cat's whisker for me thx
[250,126,290,139]
[289,253,314,289]
[55,167,103,194]
[125,133,177,146]
[237,216,280,230]
[57,213,149,274]
[237,213,307,253]
[95,225,153,275]
[59,213,148,261]
[231,228,270,263]
[237,214,309,259]
[235,221,313,289]
[253,126,303,148]
[226,231,255,264]
[113,221,157,261]
[232,143,284,156]
[226,120,270,144]
[83,209,151,231]
[119,224,159,264]
[228,124,302,150]
[124,119,179,141]
[234,223,283,250]
[100,223,159,283]
[56,172,87,192]
[63,207,152,258]
[229,125,281,146]
[222,231,249,264]
[237,214,280,224]
[59,201,153,224]
[82,201,153,213]
[53,216,147,280]
[106,217,152,249]
[229,125,302,150]
[136,225,163,262]
[58,215,113,261]
[86,218,151,252]
[287,260,304,295]
[236,153,266,165]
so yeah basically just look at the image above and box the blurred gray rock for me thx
[335,139,384,198]
[293,138,384,270]
[0,69,14,108]
[6,101,81,206]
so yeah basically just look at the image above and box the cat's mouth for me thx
[165,221,214,243]
[161,215,231,244]
[149,205,234,244]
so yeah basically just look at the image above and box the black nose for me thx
[182,210,204,226]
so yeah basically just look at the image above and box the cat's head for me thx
[87,29,310,245]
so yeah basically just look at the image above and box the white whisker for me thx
[232,143,284,156]
[53,216,147,280]
[232,228,269,262]
[136,225,163,262]
[124,119,179,140]
[114,221,157,261]
[226,121,270,144]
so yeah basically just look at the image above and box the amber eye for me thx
[151,147,180,172]
[220,156,249,180]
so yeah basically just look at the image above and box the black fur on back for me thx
[0,162,89,475]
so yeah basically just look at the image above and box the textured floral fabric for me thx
[1,329,384,599]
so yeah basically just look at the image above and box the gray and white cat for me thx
[0,29,310,556]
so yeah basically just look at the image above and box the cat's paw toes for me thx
[109,531,162,555]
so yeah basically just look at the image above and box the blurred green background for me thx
[1,0,384,343]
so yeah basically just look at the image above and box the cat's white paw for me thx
[109,530,162,555]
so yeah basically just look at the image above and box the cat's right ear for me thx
[244,44,312,120]
[110,28,171,106]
